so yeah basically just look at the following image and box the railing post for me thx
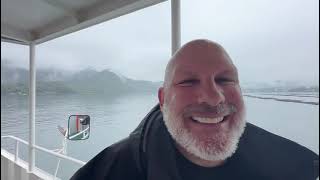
[14,140,19,162]
[54,159,61,179]
[171,0,181,55]
[28,43,36,172]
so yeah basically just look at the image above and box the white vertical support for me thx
[14,140,19,162]
[28,43,36,172]
[171,0,181,55]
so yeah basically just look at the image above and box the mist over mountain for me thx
[1,62,161,96]
[1,59,318,96]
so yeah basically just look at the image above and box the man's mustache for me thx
[182,103,237,117]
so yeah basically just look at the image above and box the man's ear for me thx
[158,87,165,110]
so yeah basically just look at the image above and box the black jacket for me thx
[71,104,319,180]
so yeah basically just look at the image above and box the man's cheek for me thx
[166,93,177,106]
[227,89,243,102]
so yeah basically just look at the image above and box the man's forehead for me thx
[173,44,235,70]
[164,39,237,85]
[173,65,238,76]
[175,39,227,57]
[172,40,233,66]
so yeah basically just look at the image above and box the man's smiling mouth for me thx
[183,103,237,125]
[190,116,226,124]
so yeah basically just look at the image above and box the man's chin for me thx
[162,105,246,162]
[175,123,245,161]
[181,113,247,161]
[184,130,239,161]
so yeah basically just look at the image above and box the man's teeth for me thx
[192,116,224,124]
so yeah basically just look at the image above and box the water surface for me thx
[1,93,318,179]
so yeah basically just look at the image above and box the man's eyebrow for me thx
[182,69,196,74]
[173,65,197,76]
[178,69,198,77]
[219,68,238,76]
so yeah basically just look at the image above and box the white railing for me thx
[1,135,86,179]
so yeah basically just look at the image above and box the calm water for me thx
[1,93,319,179]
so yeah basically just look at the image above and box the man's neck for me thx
[175,143,225,167]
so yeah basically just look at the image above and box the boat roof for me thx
[1,0,166,45]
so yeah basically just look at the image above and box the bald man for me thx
[71,39,318,180]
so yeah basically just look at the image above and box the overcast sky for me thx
[1,0,319,85]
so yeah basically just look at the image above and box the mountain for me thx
[1,65,160,96]
[1,65,28,85]
[1,61,72,84]
[66,69,130,95]
[3,60,316,96]
[66,69,161,95]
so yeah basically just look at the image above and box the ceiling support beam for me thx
[1,36,30,45]
[1,23,33,43]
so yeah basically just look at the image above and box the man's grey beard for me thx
[162,104,246,162]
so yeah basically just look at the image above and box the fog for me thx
[1,0,319,85]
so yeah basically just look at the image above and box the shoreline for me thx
[244,95,319,105]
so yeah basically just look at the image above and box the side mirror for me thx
[67,115,90,140]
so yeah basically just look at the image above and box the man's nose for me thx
[197,81,225,106]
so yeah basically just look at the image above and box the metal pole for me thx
[54,159,61,179]
[28,43,36,172]
[14,140,19,162]
[171,0,181,55]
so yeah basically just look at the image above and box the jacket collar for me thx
[131,104,182,180]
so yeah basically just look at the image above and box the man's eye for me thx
[178,79,199,86]
[216,78,235,85]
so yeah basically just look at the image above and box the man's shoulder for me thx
[237,123,318,179]
[243,123,317,156]
[70,136,143,180]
